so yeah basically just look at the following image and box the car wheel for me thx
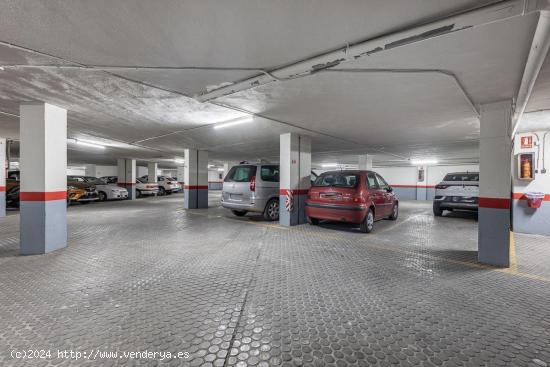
[158,187,166,196]
[98,191,107,202]
[389,202,398,220]
[433,202,443,216]
[360,208,374,233]
[263,199,279,221]
[232,210,247,217]
[136,190,142,198]
[307,216,319,225]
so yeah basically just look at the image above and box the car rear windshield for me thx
[313,173,359,188]
[225,165,257,182]
[443,173,479,182]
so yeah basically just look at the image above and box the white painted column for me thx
[117,158,136,199]
[0,138,6,217]
[416,165,428,200]
[478,101,513,267]
[184,149,208,209]
[20,103,67,254]
[280,133,311,226]
[358,155,373,170]
[147,162,158,183]
[177,166,185,187]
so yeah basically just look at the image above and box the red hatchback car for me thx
[305,170,398,233]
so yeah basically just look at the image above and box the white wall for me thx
[67,167,86,176]
[512,131,550,235]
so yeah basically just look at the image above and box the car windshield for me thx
[313,173,359,188]
[225,165,257,182]
[443,173,479,182]
[83,177,104,185]
[136,178,146,183]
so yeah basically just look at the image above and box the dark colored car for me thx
[305,170,398,233]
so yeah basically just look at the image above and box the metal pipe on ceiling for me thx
[195,0,545,102]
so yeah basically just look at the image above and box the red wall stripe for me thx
[479,197,510,209]
[184,185,208,190]
[0,186,5,192]
[279,189,309,196]
[20,191,67,201]
[513,193,550,201]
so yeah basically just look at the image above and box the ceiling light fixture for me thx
[68,138,106,149]
[410,159,438,165]
[213,116,253,129]
[174,158,185,164]
[321,163,339,168]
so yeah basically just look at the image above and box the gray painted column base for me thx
[279,195,307,227]
[0,192,5,217]
[478,207,510,267]
[184,189,208,209]
[20,200,67,255]
[127,186,136,200]
[416,187,427,201]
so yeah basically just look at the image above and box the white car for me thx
[433,172,479,216]
[101,176,159,198]
[140,175,181,196]
[80,176,128,201]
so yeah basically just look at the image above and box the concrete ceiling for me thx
[0,0,548,168]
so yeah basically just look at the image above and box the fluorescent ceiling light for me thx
[174,158,185,164]
[213,117,253,129]
[68,138,105,149]
[322,163,338,168]
[217,168,224,172]
[410,159,438,165]
[208,164,214,168]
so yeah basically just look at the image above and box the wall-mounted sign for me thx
[520,136,533,149]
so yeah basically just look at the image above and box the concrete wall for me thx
[209,169,224,190]
[314,165,479,201]
[513,131,550,236]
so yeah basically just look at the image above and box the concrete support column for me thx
[177,166,185,187]
[478,101,513,267]
[358,155,373,170]
[117,158,136,199]
[184,149,208,209]
[416,165,428,200]
[0,138,6,217]
[280,133,311,226]
[20,103,67,254]
[147,162,158,183]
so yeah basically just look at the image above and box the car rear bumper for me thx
[221,198,268,213]
[434,196,478,211]
[305,202,366,224]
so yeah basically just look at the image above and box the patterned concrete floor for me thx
[0,192,549,367]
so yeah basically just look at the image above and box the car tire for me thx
[263,199,279,221]
[98,191,107,202]
[232,210,247,217]
[360,208,374,233]
[307,216,319,225]
[158,187,166,196]
[433,202,443,216]
[136,190,142,198]
[388,202,398,220]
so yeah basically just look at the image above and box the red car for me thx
[305,170,398,233]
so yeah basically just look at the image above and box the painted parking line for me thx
[177,208,550,283]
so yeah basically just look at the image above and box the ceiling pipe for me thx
[511,9,550,136]
[196,0,547,102]
[325,68,480,116]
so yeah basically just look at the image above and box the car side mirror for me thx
[386,187,393,193]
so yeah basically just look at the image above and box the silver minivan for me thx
[222,163,280,221]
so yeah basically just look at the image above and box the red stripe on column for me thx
[0,186,5,192]
[20,191,67,201]
[513,193,550,201]
[279,189,309,196]
[184,185,208,189]
[479,197,510,209]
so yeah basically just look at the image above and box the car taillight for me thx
[250,176,256,192]
[353,196,366,204]
[435,184,449,189]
